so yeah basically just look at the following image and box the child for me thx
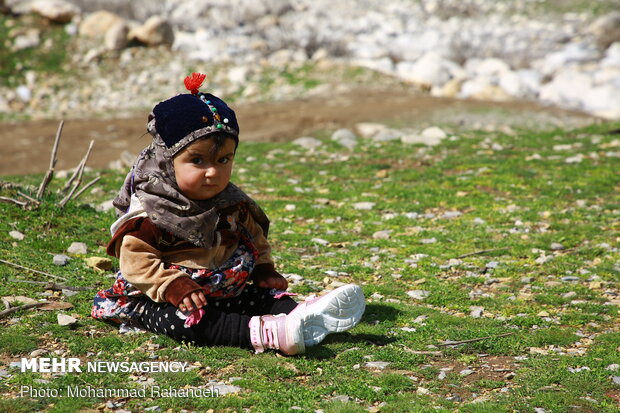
[92,73,365,355]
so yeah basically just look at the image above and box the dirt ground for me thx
[0,89,599,176]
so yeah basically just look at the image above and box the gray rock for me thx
[550,242,565,251]
[67,242,88,254]
[459,369,475,377]
[292,136,322,150]
[104,21,129,51]
[364,361,391,369]
[211,383,241,395]
[331,128,358,149]
[561,276,581,282]
[372,128,402,142]
[407,290,430,300]
[330,395,351,402]
[613,376,620,385]
[53,254,70,266]
[587,11,620,49]
[470,306,484,318]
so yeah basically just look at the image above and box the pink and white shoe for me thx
[249,284,366,355]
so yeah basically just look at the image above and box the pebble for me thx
[606,364,620,371]
[365,361,391,369]
[9,230,24,240]
[330,395,350,402]
[311,238,329,246]
[420,237,437,244]
[561,276,581,282]
[470,306,484,318]
[613,376,620,385]
[292,136,322,150]
[67,242,88,255]
[212,383,241,395]
[372,230,391,239]
[550,242,565,251]
[57,313,78,327]
[459,369,475,377]
[352,202,375,210]
[53,254,70,266]
[407,290,430,300]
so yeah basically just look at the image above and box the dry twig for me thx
[457,248,508,259]
[0,196,28,207]
[0,302,49,319]
[437,332,515,347]
[0,258,67,281]
[59,140,95,208]
[37,120,64,199]
[8,278,91,292]
[71,175,101,201]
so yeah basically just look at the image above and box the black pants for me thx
[136,285,298,348]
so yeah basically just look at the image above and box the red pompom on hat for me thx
[184,72,206,95]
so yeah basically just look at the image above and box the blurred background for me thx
[1,0,619,174]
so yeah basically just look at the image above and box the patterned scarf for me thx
[112,120,269,248]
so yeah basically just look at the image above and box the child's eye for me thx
[191,157,203,165]
[218,156,231,164]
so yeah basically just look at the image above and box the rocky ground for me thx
[0,0,618,176]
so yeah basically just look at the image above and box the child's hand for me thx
[178,291,207,312]
[253,271,289,291]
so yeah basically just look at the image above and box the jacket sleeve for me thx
[243,212,273,266]
[112,218,207,306]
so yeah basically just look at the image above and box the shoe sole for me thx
[291,284,366,348]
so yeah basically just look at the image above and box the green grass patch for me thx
[0,121,619,411]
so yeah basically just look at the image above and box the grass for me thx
[0,121,619,412]
[0,13,73,88]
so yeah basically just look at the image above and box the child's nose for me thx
[204,166,217,177]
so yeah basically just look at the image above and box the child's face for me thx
[173,137,236,201]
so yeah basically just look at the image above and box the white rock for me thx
[67,242,88,255]
[331,129,357,149]
[30,0,80,24]
[293,136,322,150]
[582,84,620,119]
[9,231,24,240]
[602,43,620,68]
[365,361,391,369]
[311,238,329,246]
[372,128,402,142]
[537,42,601,77]
[466,57,511,78]
[284,204,296,211]
[57,314,78,327]
[372,230,391,240]
[355,123,387,138]
[407,290,430,300]
[396,52,453,87]
[352,202,375,210]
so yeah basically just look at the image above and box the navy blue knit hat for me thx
[149,73,239,155]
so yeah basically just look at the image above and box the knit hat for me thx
[148,73,239,156]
